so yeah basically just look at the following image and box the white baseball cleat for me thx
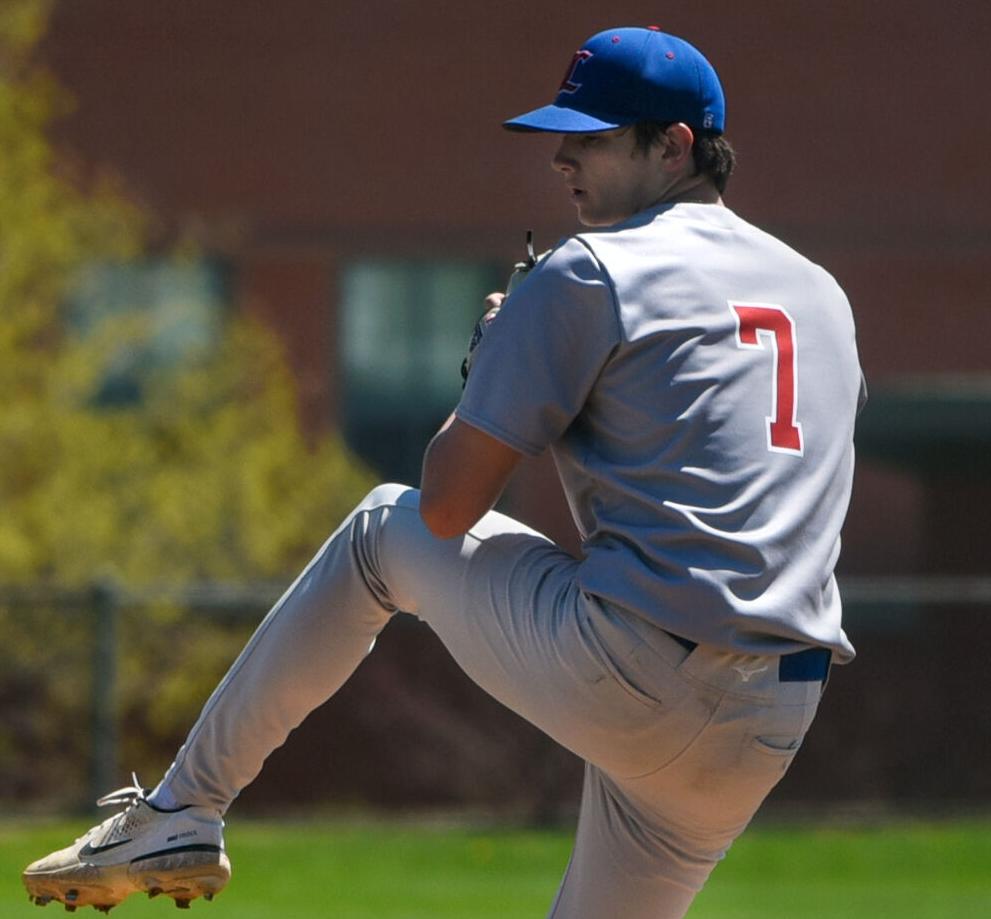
[22,775,229,912]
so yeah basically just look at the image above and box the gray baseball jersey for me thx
[458,202,863,662]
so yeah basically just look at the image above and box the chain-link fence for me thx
[3,577,990,816]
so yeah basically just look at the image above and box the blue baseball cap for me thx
[504,26,725,135]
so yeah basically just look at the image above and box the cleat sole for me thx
[23,849,229,912]
[136,851,230,904]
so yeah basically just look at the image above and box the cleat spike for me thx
[174,899,191,909]
[204,893,214,902]
[64,907,76,914]
[148,888,163,899]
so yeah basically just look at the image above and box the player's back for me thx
[563,203,863,658]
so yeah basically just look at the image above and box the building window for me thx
[68,259,230,406]
[340,260,502,483]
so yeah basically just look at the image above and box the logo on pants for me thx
[733,663,769,682]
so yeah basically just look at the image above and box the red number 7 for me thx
[730,302,804,455]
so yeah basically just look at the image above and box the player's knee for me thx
[355,483,420,515]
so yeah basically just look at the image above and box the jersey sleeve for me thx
[456,237,621,456]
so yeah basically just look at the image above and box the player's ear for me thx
[659,123,695,169]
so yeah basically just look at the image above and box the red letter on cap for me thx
[559,50,593,93]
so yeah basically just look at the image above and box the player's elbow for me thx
[419,493,471,540]
[419,416,521,540]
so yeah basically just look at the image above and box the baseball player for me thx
[23,26,864,918]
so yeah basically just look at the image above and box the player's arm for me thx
[419,414,522,539]
[424,237,614,540]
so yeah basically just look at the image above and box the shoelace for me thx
[72,772,148,846]
[95,772,148,809]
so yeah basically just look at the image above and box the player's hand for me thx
[460,293,505,387]
[482,292,506,313]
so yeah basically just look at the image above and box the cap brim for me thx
[502,103,631,133]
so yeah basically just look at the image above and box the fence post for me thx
[90,582,118,805]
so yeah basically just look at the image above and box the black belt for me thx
[665,632,831,682]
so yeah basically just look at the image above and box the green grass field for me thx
[3,816,990,917]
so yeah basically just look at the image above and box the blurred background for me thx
[1,0,989,824]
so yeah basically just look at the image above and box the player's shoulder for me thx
[535,234,609,279]
[514,234,615,307]
[709,206,852,305]
[722,208,844,281]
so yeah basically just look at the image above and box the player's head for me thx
[504,27,735,222]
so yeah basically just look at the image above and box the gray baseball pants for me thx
[159,484,824,919]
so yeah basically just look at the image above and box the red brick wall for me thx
[44,1,991,373]
[42,0,991,572]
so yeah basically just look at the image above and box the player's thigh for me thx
[547,765,704,919]
[370,487,700,772]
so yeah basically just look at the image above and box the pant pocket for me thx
[712,703,819,828]
[651,695,820,840]
[752,734,804,754]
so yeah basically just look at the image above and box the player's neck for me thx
[651,174,722,209]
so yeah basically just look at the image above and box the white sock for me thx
[147,781,180,811]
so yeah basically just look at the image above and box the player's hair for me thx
[633,121,736,194]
